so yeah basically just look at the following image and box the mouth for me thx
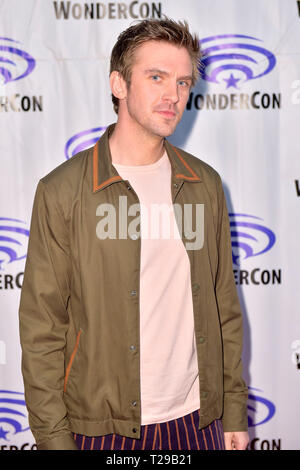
[156,110,177,119]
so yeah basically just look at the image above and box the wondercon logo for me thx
[0,390,30,441]
[65,126,107,160]
[0,217,29,270]
[247,387,276,427]
[0,37,35,84]
[229,213,276,266]
[199,34,276,89]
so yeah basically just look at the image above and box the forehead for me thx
[131,40,192,73]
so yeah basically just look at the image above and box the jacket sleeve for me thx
[19,180,78,450]
[214,174,248,432]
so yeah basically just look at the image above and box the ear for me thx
[110,71,127,101]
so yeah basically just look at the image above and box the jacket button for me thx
[130,345,136,351]
[130,290,137,296]
[131,401,137,407]
[132,428,137,433]
[173,183,178,188]
[127,185,132,190]
[192,283,200,292]
[199,337,205,344]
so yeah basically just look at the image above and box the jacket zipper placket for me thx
[124,179,143,437]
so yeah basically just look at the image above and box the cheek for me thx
[130,82,154,104]
[141,89,161,110]
[178,90,190,109]
[179,86,190,98]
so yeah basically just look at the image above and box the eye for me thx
[150,75,161,82]
[178,80,189,87]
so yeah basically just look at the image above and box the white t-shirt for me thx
[112,151,200,424]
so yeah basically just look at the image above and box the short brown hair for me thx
[110,17,201,114]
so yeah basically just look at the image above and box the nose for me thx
[162,80,180,104]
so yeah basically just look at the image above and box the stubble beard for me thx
[127,101,181,139]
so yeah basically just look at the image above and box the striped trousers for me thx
[73,408,225,450]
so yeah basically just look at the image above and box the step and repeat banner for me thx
[0,0,299,451]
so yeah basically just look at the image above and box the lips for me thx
[156,110,176,118]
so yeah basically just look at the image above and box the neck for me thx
[109,119,165,166]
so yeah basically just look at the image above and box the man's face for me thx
[122,40,193,138]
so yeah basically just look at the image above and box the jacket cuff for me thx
[221,391,249,432]
[37,433,79,450]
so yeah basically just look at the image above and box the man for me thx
[19,18,249,451]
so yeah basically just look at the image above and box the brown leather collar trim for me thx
[169,144,201,181]
[93,142,122,192]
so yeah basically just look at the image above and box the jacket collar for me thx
[92,123,201,193]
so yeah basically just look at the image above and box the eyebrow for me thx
[144,69,193,81]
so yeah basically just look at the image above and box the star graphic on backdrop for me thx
[223,73,241,89]
[0,426,9,440]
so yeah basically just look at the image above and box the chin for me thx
[162,130,175,138]
[151,123,178,138]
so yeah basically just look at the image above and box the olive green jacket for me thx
[19,124,248,450]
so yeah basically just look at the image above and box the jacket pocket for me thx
[64,329,82,393]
